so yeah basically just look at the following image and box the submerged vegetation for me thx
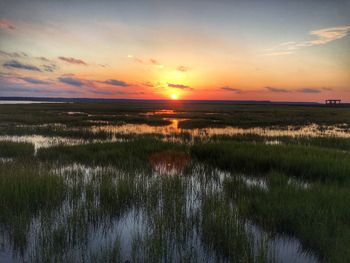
[1,102,349,262]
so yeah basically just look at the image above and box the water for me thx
[91,119,350,139]
[0,162,319,262]
[0,101,61,104]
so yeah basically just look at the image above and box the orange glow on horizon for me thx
[171,93,178,100]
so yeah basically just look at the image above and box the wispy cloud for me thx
[102,79,130,87]
[309,26,350,45]
[148,58,163,68]
[19,77,49,85]
[0,84,79,96]
[142,81,154,87]
[265,86,290,93]
[149,59,159,65]
[128,55,164,68]
[264,25,350,56]
[89,89,121,95]
[58,56,87,65]
[42,64,58,72]
[0,85,49,94]
[0,76,78,96]
[36,56,51,62]
[297,88,321,93]
[58,76,84,87]
[57,74,134,91]
[167,83,192,90]
[177,66,189,72]
[0,72,49,86]
[89,89,144,96]
[0,50,27,58]
[3,60,41,72]
[1,52,58,72]
[221,86,241,93]
[263,86,331,94]
[263,51,293,57]
[128,55,144,64]
[0,19,15,31]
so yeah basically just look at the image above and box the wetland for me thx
[0,102,349,262]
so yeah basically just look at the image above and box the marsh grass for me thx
[1,103,350,129]
[0,103,172,128]
[0,161,65,253]
[211,134,350,151]
[287,136,350,151]
[191,141,350,262]
[2,102,350,262]
[37,138,186,169]
[99,173,140,217]
[191,141,350,183]
[223,172,350,263]
[201,193,256,262]
[0,141,34,158]
[1,156,320,262]
[0,124,114,140]
[132,174,196,262]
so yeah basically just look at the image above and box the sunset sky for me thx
[0,0,349,102]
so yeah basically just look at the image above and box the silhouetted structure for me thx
[325,99,341,105]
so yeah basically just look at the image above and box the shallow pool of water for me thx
[91,121,350,139]
[0,101,62,104]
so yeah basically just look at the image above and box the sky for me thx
[0,0,349,102]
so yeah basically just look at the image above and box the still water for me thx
[0,101,61,104]
[91,120,350,139]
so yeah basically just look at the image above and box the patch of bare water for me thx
[142,109,178,115]
[91,120,350,139]
[66,111,88,115]
[0,101,62,104]
[241,176,269,190]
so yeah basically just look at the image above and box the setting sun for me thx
[171,93,178,100]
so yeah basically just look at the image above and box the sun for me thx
[170,93,178,100]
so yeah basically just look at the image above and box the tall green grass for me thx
[0,141,34,158]
[211,134,350,151]
[99,173,139,217]
[37,138,186,169]
[0,162,65,253]
[223,172,350,263]
[201,193,273,262]
[191,141,350,183]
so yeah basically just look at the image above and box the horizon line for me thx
[1,96,349,105]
